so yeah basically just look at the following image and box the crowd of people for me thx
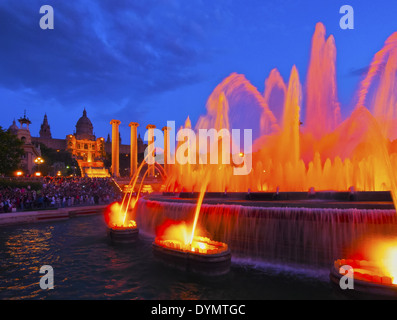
[0,177,122,213]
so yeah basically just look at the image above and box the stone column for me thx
[146,124,156,177]
[162,126,170,174]
[129,122,139,177]
[110,119,121,178]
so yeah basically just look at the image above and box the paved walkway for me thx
[0,205,107,226]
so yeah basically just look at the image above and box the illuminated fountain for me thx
[104,118,234,273]
[104,156,153,244]
[105,201,139,244]
[105,149,169,244]
[161,23,397,196]
[152,183,231,275]
[132,22,397,291]
[152,220,231,276]
[330,237,397,298]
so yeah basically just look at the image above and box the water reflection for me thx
[0,215,336,300]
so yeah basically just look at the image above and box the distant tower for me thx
[18,110,31,130]
[17,110,32,145]
[39,113,52,139]
[137,133,144,153]
[15,111,41,174]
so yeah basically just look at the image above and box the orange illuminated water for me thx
[163,22,397,205]
[154,220,228,255]
[104,202,137,229]
[152,22,397,275]
[345,237,397,285]
[105,151,162,229]
[189,175,210,244]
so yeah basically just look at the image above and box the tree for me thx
[0,126,24,175]
[38,143,81,176]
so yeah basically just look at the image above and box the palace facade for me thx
[9,109,146,177]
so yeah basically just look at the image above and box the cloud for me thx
[0,0,226,115]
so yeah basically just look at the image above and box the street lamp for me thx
[34,156,44,175]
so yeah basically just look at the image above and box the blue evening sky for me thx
[0,0,396,143]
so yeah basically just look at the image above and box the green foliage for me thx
[38,143,81,176]
[0,178,42,190]
[0,126,24,175]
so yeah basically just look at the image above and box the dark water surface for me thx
[0,214,341,300]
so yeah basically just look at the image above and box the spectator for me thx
[0,177,120,213]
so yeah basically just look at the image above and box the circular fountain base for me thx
[107,227,139,244]
[330,263,397,299]
[152,242,231,276]
[136,193,397,267]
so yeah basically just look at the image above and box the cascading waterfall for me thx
[136,198,397,267]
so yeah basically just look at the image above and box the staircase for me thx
[77,160,110,178]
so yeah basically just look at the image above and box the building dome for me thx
[8,119,19,135]
[75,108,95,140]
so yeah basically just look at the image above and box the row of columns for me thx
[110,120,121,178]
[109,120,170,178]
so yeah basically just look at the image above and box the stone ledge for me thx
[0,205,107,227]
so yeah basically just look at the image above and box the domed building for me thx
[66,109,108,177]
[8,119,19,135]
[75,108,95,141]
[11,108,147,177]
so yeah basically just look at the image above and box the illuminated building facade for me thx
[9,109,146,177]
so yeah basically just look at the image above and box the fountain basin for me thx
[152,237,231,276]
[330,259,397,299]
[136,195,397,267]
[107,226,139,244]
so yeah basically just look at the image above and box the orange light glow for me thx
[365,238,397,284]
[15,171,23,176]
[161,22,397,211]
[104,202,137,229]
[35,172,41,177]
[334,259,394,285]
[343,237,397,285]
[154,220,228,255]
[141,185,153,193]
